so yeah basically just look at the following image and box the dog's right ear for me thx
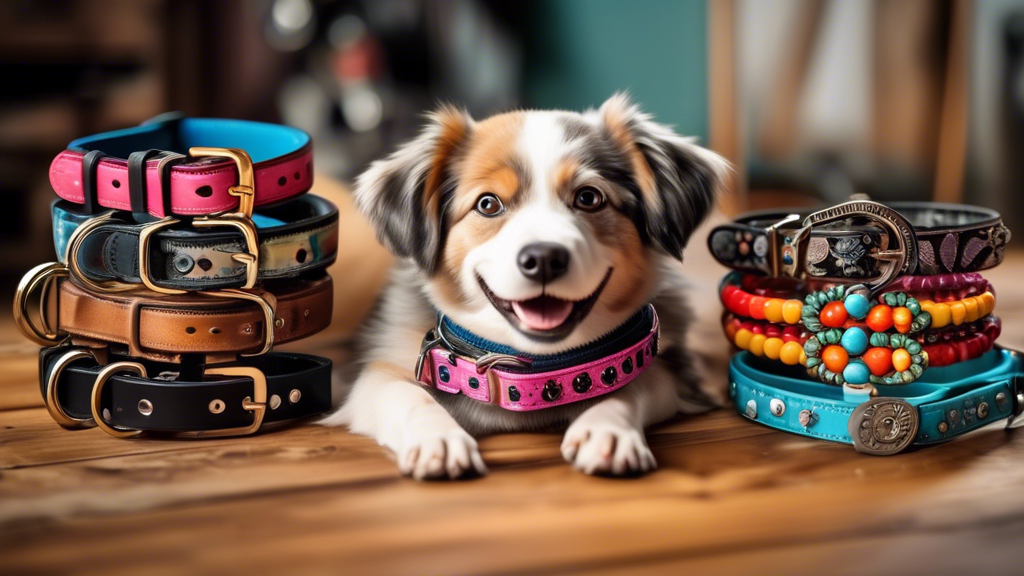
[354,105,474,273]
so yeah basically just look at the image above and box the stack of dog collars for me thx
[709,199,1023,454]
[14,116,337,438]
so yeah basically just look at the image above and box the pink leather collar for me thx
[416,306,660,411]
[49,117,314,218]
[49,148,312,218]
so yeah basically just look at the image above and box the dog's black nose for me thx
[517,242,570,283]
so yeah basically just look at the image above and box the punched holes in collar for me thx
[289,389,301,403]
[269,395,282,410]
[468,377,480,390]
[138,399,153,416]
[622,357,633,375]
[209,399,226,414]
[438,365,450,383]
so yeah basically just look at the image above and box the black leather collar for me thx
[40,346,331,436]
[709,201,1010,286]
[54,194,339,291]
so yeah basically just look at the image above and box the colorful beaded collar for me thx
[720,272,996,329]
[722,314,1000,375]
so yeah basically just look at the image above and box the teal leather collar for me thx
[730,347,1024,455]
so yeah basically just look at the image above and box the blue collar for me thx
[439,305,655,373]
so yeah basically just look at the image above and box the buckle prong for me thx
[193,366,268,437]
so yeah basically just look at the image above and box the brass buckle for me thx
[188,366,268,437]
[13,262,69,346]
[91,361,148,438]
[189,147,256,219]
[771,199,917,294]
[88,363,267,439]
[137,147,260,293]
[138,215,259,294]
[45,348,98,429]
[127,288,277,359]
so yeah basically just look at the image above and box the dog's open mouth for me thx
[477,268,613,340]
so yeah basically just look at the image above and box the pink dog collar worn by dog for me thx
[416,305,660,411]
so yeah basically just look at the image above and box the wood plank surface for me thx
[2,196,1023,574]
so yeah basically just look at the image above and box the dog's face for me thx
[356,94,727,352]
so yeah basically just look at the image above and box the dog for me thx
[321,93,729,479]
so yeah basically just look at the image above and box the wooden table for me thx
[3,202,1023,574]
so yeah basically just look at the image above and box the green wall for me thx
[523,0,709,140]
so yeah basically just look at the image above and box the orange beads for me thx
[892,307,913,333]
[862,347,894,376]
[892,349,912,372]
[866,305,894,332]
[822,345,849,372]
[819,301,848,328]
[748,296,767,320]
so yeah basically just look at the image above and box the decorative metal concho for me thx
[802,285,931,386]
[848,397,919,455]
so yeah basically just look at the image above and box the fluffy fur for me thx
[322,93,729,479]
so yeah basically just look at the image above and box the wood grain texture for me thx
[1,204,1023,575]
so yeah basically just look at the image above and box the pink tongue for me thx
[511,297,574,331]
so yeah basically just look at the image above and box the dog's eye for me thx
[475,193,505,217]
[573,187,605,212]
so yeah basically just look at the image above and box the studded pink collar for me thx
[415,305,659,411]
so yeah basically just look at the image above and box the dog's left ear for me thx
[597,93,730,259]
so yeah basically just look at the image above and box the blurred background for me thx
[1,0,1022,297]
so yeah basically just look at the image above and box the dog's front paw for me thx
[561,416,656,476]
[397,427,487,481]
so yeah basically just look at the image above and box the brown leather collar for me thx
[51,274,332,362]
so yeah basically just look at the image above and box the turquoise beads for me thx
[840,327,869,356]
[843,293,870,320]
[842,360,870,385]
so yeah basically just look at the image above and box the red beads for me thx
[866,305,894,332]
[819,301,848,328]
[822,345,849,372]
[862,347,894,376]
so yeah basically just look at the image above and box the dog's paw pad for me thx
[397,428,487,481]
[561,421,656,476]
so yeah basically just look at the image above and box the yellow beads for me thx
[892,349,912,372]
[780,341,803,365]
[782,300,803,324]
[732,329,796,364]
[963,297,979,321]
[919,291,996,328]
[763,337,784,360]
[749,334,767,356]
[949,301,966,325]
[735,329,753,350]
[763,299,785,323]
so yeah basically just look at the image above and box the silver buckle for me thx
[414,316,532,385]
[769,199,917,294]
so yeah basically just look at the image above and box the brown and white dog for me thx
[321,94,729,479]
